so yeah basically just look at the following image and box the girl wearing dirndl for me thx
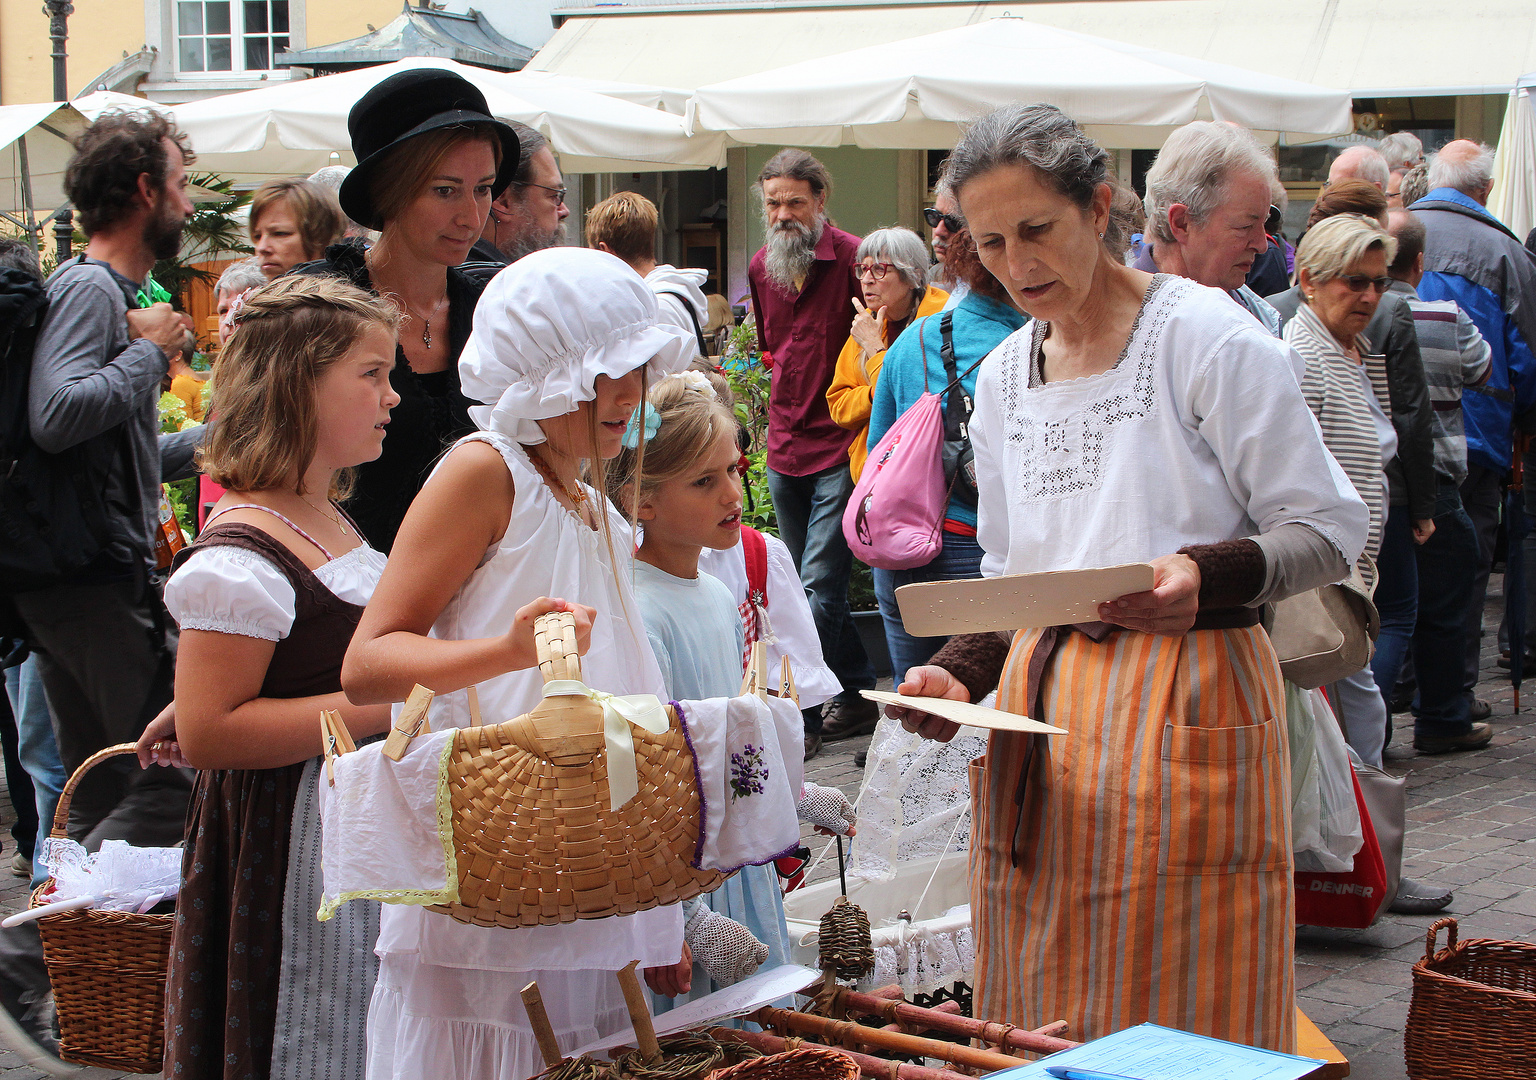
[895,105,1370,1053]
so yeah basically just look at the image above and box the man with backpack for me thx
[0,109,201,1061]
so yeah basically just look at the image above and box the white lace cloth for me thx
[41,837,182,911]
[165,543,386,640]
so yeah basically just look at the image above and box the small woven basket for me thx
[31,745,175,1073]
[706,1047,860,1080]
[1405,917,1536,1079]
[428,612,725,928]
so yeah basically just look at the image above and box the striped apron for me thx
[970,621,1295,1052]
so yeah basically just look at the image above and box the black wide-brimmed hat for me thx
[339,68,521,230]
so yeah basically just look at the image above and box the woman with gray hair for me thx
[891,102,1368,1052]
[827,226,947,479]
[1285,213,1414,766]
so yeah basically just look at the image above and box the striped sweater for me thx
[1390,282,1492,486]
[1285,302,1389,585]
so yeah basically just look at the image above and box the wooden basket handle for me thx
[1425,916,1458,961]
[48,743,141,840]
[534,610,581,685]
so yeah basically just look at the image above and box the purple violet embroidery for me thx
[729,743,768,801]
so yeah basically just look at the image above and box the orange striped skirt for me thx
[970,624,1295,1051]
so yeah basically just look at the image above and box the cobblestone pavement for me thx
[0,591,1531,1078]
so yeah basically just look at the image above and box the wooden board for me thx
[860,690,1066,735]
[896,563,1156,637]
[1296,1007,1350,1078]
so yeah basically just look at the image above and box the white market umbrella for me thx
[687,18,1352,149]
[168,57,726,179]
[0,102,87,237]
[490,70,693,116]
[1489,75,1536,240]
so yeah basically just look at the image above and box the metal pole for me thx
[53,208,73,262]
[16,134,37,252]
[43,0,75,102]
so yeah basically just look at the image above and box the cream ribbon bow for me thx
[542,679,670,810]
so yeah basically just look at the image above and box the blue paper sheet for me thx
[984,1023,1327,1080]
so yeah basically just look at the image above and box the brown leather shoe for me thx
[1414,721,1494,755]
[820,696,880,741]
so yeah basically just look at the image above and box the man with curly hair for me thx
[0,110,200,1063]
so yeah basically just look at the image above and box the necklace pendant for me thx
[422,322,432,348]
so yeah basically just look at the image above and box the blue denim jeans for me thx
[873,532,985,685]
[4,656,67,888]
[767,463,875,733]
[1370,504,1417,709]
[1412,486,1479,737]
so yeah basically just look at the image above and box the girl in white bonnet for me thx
[343,247,697,1079]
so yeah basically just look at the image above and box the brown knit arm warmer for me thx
[1176,538,1266,609]
[926,630,1013,703]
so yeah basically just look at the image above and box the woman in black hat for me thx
[297,67,520,553]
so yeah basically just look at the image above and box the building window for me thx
[177,0,289,74]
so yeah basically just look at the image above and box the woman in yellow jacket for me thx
[827,227,947,479]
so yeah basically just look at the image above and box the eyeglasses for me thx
[513,180,568,205]
[855,262,897,281]
[923,207,964,232]
[1338,274,1392,294]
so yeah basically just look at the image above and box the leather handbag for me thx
[1268,557,1380,689]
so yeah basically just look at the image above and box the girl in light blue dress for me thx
[611,369,855,1007]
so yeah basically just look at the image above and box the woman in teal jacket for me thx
[866,238,1024,682]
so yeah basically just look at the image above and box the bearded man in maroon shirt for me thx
[747,149,878,758]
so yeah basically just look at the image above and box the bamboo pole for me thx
[750,1005,1026,1072]
[616,961,662,1062]
[831,985,1079,1055]
[519,981,562,1069]
[708,1027,974,1080]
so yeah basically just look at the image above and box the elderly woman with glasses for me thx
[893,103,1368,1053]
[1286,213,1419,763]
[827,227,947,479]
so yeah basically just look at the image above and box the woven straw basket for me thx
[30,745,175,1073]
[427,611,725,928]
[1405,918,1536,1079]
[706,1047,860,1080]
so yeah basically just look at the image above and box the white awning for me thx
[1491,85,1535,239]
[533,0,1536,98]
[164,57,725,179]
[686,19,1351,148]
[0,102,86,229]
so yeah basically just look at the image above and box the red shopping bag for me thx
[1294,768,1390,928]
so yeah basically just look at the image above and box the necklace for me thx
[527,446,589,507]
[400,296,446,349]
[303,496,351,536]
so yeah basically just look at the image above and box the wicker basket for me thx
[1405,917,1536,1079]
[31,744,175,1073]
[706,1047,860,1080]
[427,612,726,928]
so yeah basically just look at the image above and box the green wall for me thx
[743,144,902,253]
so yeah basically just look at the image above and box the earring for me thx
[1098,232,1104,240]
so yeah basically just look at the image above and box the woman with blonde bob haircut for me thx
[248,177,347,279]
[137,274,403,1080]
[1285,213,1407,766]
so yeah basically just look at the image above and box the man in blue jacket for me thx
[1412,140,1536,716]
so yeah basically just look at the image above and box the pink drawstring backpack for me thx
[842,391,947,569]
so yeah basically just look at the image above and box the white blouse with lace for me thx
[164,543,386,638]
[970,275,1370,579]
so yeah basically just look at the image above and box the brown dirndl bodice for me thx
[163,525,364,1080]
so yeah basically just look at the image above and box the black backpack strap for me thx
[938,311,982,440]
[655,289,710,356]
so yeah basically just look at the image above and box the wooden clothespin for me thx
[320,709,355,786]
[775,656,799,708]
[467,684,483,728]
[382,684,434,762]
[740,641,770,700]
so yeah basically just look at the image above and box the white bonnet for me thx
[458,247,696,444]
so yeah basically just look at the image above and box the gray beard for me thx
[504,219,567,263]
[762,215,824,291]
